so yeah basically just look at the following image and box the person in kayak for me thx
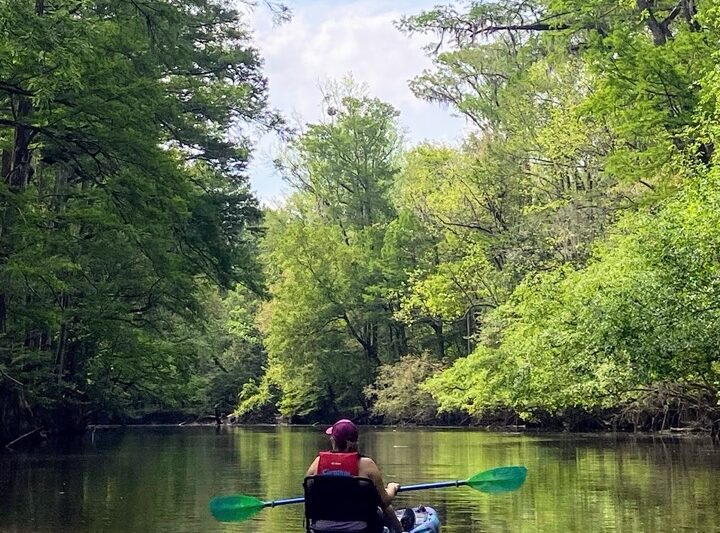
[306,419,404,533]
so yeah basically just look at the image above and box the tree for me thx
[250,92,405,419]
[398,0,720,428]
[425,172,720,429]
[364,354,445,424]
[0,0,275,441]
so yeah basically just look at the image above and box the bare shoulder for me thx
[359,456,378,468]
[306,455,319,476]
[358,456,380,478]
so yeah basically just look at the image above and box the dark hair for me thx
[332,437,358,452]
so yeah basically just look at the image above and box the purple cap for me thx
[325,419,359,443]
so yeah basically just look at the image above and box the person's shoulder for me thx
[307,455,320,476]
[359,455,377,466]
[358,456,380,475]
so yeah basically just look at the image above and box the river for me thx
[0,426,718,532]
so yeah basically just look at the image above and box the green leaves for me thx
[253,90,410,419]
[282,93,400,229]
[3,0,714,434]
[364,354,445,423]
[391,0,720,426]
[426,172,720,419]
[0,0,273,439]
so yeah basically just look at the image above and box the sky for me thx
[245,0,467,204]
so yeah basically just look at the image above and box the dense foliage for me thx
[399,0,720,431]
[240,0,720,434]
[4,0,720,442]
[0,0,275,441]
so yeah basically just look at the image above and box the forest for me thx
[2,0,720,445]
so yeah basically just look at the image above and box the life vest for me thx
[317,451,360,476]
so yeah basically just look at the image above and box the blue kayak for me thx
[388,506,441,533]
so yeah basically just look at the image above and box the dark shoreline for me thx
[5,406,718,452]
[84,421,715,438]
[3,421,715,454]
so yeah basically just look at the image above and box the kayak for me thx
[387,506,441,533]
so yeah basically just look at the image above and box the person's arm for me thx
[383,500,403,533]
[306,456,319,477]
[361,459,404,532]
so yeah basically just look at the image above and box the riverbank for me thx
[85,421,717,438]
[5,401,719,452]
[78,421,716,447]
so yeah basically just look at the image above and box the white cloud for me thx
[246,0,467,203]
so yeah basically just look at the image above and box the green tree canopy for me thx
[0,0,275,439]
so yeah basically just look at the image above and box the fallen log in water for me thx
[4,427,43,451]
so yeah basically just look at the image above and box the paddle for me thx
[210,465,527,522]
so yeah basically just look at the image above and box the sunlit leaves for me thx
[426,173,720,418]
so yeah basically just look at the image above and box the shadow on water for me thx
[0,426,718,532]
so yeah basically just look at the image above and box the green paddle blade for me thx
[466,466,528,493]
[210,494,265,522]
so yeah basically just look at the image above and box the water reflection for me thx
[0,427,718,532]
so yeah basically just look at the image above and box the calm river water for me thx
[0,426,718,532]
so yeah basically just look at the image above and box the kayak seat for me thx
[303,475,384,533]
[400,508,416,531]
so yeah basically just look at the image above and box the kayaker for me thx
[306,419,404,533]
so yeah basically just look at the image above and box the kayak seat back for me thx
[303,475,383,533]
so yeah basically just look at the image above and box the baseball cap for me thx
[325,419,359,443]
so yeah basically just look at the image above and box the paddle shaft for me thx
[263,496,304,508]
[398,480,467,492]
[261,479,468,508]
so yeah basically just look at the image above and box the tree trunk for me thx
[8,99,34,191]
[466,311,473,355]
[681,0,700,31]
[55,321,69,385]
[397,322,408,356]
[0,149,10,183]
[387,323,396,359]
[0,294,5,334]
[433,319,445,359]
[363,327,380,366]
[0,150,10,333]
[636,0,673,46]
